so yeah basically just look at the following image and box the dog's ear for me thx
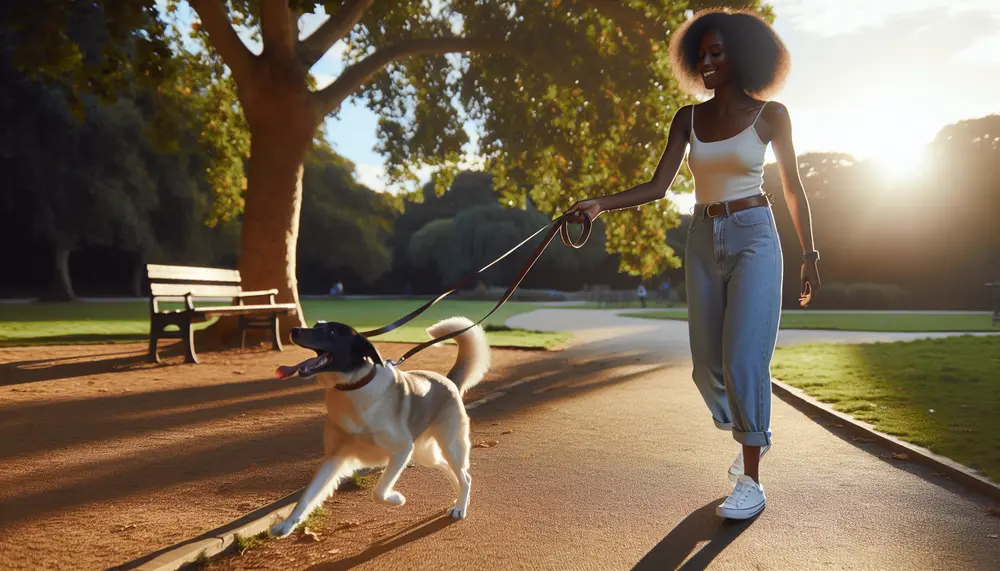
[350,333,383,367]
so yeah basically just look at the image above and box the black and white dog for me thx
[269,317,490,538]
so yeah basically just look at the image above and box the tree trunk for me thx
[42,245,76,302]
[204,105,317,345]
[237,132,311,338]
[132,254,146,298]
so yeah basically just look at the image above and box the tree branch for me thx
[298,0,375,69]
[188,0,256,86]
[259,0,296,59]
[315,36,523,116]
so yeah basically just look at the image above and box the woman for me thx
[567,9,820,520]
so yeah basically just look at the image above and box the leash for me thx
[362,212,593,366]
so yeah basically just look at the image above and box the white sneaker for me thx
[728,443,771,485]
[717,474,766,520]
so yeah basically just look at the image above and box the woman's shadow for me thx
[632,498,758,571]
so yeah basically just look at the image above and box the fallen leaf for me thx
[891,452,910,461]
[852,437,875,443]
[501,429,513,435]
[327,549,342,555]
[300,528,321,542]
[474,439,500,449]
[113,524,137,533]
[336,520,361,530]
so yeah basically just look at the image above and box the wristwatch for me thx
[801,250,820,262]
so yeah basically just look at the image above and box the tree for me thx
[0,27,157,300]
[9,0,769,339]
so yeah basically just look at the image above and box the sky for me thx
[174,2,1000,211]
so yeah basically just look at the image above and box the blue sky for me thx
[168,1,1000,212]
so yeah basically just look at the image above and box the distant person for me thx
[328,282,344,298]
[566,9,820,520]
[637,283,648,308]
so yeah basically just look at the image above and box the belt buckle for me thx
[705,201,729,218]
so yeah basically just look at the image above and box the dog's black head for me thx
[276,321,383,380]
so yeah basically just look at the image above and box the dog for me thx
[268,317,490,539]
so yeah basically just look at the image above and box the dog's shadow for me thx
[306,512,457,571]
[632,498,757,571]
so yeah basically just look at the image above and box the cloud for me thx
[953,32,1000,65]
[354,163,389,193]
[768,0,1000,36]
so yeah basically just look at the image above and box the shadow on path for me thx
[632,499,756,571]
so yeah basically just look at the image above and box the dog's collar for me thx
[335,364,378,392]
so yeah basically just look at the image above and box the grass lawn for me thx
[560,300,685,310]
[772,335,1000,482]
[0,299,569,349]
[621,309,997,332]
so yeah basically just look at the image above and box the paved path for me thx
[290,309,999,570]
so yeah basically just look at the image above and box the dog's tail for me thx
[425,316,491,396]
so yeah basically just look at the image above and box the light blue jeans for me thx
[684,198,782,447]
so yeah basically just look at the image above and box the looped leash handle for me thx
[559,213,592,249]
[362,211,593,365]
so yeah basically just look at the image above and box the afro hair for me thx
[668,9,790,99]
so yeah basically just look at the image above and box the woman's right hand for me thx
[565,198,603,223]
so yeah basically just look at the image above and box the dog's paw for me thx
[375,490,406,506]
[269,519,298,539]
[448,506,467,519]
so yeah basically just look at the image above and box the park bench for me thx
[146,264,297,364]
[988,281,1000,326]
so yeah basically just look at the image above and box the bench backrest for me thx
[147,264,242,298]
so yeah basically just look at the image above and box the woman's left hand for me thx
[800,261,821,308]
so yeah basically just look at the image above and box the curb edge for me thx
[771,377,1000,503]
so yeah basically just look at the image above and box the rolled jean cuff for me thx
[732,429,772,447]
[713,417,733,431]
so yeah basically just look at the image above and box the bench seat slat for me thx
[147,264,241,284]
[192,304,297,316]
[150,283,243,298]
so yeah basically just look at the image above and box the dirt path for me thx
[198,309,1000,571]
[0,341,550,571]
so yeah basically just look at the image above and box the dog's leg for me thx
[440,434,473,519]
[270,456,348,538]
[372,444,413,506]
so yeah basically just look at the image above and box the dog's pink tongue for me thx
[275,365,299,380]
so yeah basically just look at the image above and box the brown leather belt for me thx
[698,193,772,218]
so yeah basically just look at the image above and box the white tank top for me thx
[687,103,769,205]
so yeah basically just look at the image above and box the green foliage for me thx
[7,0,770,281]
[0,26,158,255]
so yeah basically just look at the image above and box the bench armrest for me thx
[236,289,280,298]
